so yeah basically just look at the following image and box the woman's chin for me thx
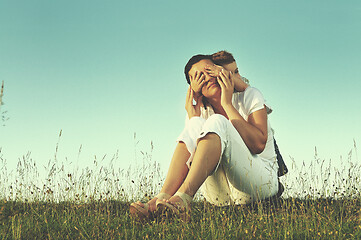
[203,88,221,99]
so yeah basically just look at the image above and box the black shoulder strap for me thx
[274,138,288,177]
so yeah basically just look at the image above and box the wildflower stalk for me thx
[0,80,4,108]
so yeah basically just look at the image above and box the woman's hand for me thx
[190,71,205,98]
[185,86,203,119]
[217,69,234,107]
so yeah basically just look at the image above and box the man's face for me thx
[188,59,221,98]
[222,61,242,83]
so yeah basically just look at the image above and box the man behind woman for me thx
[130,50,280,222]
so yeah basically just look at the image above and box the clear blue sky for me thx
[1,0,360,174]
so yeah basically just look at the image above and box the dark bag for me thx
[274,138,288,177]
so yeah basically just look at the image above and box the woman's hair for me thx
[184,54,213,84]
[211,50,235,65]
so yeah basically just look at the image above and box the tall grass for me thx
[0,132,165,203]
[0,80,9,126]
[1,135,359,202]
[0,134,360,239]
[0,81,4,107]
[281,141,360,200]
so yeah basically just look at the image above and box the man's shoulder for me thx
[245,86,262,94]
[234,87,263,100]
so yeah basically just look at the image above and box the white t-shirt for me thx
[199,87,276,162]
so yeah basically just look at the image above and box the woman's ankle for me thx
[170,192,193,211]
[155,192,171,200]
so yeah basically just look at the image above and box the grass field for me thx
[0,197,360,239]
[0,140,360,239]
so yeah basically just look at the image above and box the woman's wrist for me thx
[187,111,201,119]
[187,114,203,120]
[223,104,238,118]
[193,91,201,98]
[222,103,232,111]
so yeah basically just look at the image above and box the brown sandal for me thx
[129,193,170,221]
[156,192,193,222]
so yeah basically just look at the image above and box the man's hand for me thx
[185,86,203,119]
[204,64,225,78]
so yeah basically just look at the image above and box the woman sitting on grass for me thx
[130,51,279,221]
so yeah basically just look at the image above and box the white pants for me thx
[177,114,279,206]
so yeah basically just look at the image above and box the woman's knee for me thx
[198,132,220,143]
[207,114,228,123]
[203,114,229,130]
[200,114,229,137]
